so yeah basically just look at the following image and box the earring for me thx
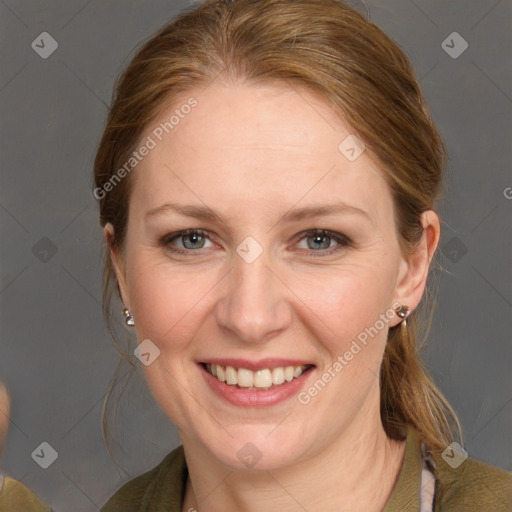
[395,304,410,327]
[122,307,135,327]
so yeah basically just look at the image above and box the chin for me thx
[200,423,312,472]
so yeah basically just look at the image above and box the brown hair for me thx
[0,381,10,455]
[94,0,461,457]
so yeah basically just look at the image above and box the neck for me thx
[181,387,406,512]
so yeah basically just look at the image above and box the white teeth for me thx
[272,367,285,385]
[254,369,272,388]
[217,365,226,382]
[284,366,294,382]
[237,368,254,387]
[205,364,310,389]
[226,366,237,385]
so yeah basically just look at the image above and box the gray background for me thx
[0,0,511,510]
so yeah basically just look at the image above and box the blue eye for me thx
[163,229,212,252]
[161,228,351,257]
[296,229,351,256]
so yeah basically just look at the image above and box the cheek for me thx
[125,248,228,362]
[125,233,399,354]
[293,259,397,351]
[124,256,214,430]
[128,262,201,344]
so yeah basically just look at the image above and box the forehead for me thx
[129,82,392,223]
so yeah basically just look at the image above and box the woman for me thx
[95,0,512,510]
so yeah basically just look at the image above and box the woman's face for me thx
[108,82,433,470]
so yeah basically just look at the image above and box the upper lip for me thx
[199,358,315,372]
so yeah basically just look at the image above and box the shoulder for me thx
[100,445,187,512]
[0,475,52,511]
[431,450,512,511]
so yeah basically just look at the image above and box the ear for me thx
[104,223,130,309]
[390,210,440,327]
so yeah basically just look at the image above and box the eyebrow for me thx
[145,201,370,223]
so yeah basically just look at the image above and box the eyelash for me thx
[160,228,352,258]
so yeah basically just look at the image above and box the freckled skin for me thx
[106,82,439,511]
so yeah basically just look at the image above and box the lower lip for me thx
[199,364,315,407]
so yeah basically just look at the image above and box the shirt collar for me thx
[383,424,423,512]
[171,424,423,511]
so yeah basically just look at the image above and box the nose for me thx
[215,247,292,345]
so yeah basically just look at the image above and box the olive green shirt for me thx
[101,425,512,511]
[0,475,52,511]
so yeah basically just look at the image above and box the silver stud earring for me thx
[395,304,410,327]
[122,307,135,327]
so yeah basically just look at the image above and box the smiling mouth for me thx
[201,363,314,390]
